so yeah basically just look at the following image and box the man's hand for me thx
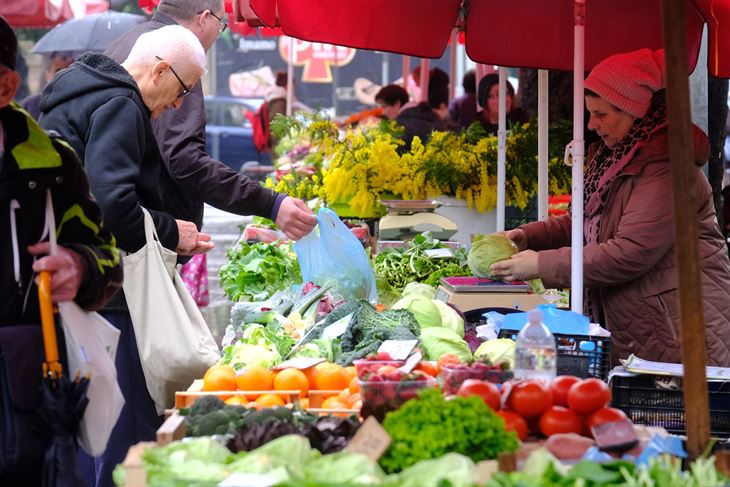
[176,220,215,256]
[28,242,84,303]
[489,250,539,282]
[275,197,317,240]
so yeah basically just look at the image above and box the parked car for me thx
[204,95,271,171]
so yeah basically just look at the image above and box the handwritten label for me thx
[320,313,353,339]
[344,416,392,461]
[271,357,325,371]
[378,340,418,360]
[424,248,455,259]
[398,351,423,374]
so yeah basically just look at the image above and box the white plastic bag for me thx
[59,301,124,456]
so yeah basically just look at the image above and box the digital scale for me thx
[434,276,547,312]
[377,200,458,240]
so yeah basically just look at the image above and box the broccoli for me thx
[187,405,245,437]
[188,395,225,416]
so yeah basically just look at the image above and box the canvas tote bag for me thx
[122,208,220,414]
[42,190,124,456]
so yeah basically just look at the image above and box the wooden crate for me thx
[119,442,155,487]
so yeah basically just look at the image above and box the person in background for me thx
[0,16,122,484]
[375,83,409,120]
[476,72,528,135]
[489,48,730,367]
[449,69,477,130]
[20,52,73,119]
[105,0,316,242]
[396,67,452,150]
[39,25,213,487]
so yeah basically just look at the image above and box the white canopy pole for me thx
[419,58,430,102]
[570,0,586,314]
[449,29,458,100]
[286,36,294,116]
[538,69,549,221]
[402,56,411,89]
[497,66,507,231]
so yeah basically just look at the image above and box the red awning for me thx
[2,0,108,29]
[235,0,730,78]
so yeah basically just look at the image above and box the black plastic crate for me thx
[611,374,730,439]
[498,329,611,380]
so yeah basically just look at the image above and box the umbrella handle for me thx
[38,271,62,379]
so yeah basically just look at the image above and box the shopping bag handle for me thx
[38,270,63,380]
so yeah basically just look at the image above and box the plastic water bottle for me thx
[514,310,557,382]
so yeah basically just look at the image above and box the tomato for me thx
[539,405,583,437]
[415,361,438,377]
[496,410,528,440]
[508,381,553,417]
[567,378,612,415]
[584,407,627,435]
[457,379,501,410]
[550,375,581,407]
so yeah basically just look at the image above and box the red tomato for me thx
[550,375,581,407]
[415,361,438,377]
[567,378,612,415]
[437,354,461,373]
[584,407,627,435]
[508,381,553,417]
[539,405,583,437]
[496,410,528,440]
[457,379,501,410]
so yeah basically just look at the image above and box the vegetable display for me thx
[181,396,245,437]
[379,389,519,473]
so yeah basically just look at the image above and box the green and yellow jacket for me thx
[0,102,123,325]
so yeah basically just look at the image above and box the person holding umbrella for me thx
[38,25,212,487]
[489,48,730,367]
[0,16,123,485]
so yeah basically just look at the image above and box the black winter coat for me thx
[38,52,179,254]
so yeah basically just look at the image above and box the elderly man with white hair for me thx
[39,25,212,487]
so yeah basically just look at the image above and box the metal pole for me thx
[382,52,389,86]
[449,29,458,101]
[286,36,294,116]
[538,69,549,221]
[402,56,410,89]
[419,58,430,103]
[332,44,339,116]
[570,0,585,314]
[497,66,507,231]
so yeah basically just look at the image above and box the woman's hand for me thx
[28,243,84,303]
[505,229,528,251]
[489,250,539,282]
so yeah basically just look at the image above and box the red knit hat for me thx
[584,48,664,119]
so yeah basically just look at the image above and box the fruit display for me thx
[440,359,513,394]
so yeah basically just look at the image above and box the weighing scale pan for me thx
[440,276,530,293]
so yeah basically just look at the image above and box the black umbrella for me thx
[31,11,146,55]
[37,270,89,487]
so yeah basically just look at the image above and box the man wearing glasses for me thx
[38,25,211,487]
[106,0,317,243]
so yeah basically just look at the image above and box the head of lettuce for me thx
[467,233,545,293]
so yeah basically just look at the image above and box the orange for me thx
[273,368,309,397]
[297,397,310,410]
[203,364,237,392]
[346,392,361,408]
[348,376,360,394]
[351,399,362,410]
[315,364,350,391]
[345,366,357,380]
[337,389,351,404]
[321,396,343,409]
[236,365,273,394]
[302,366,319,390]
[245,401,263,410]
[256,393,286,407]
[437,354,462,373]
[224,396,246,406]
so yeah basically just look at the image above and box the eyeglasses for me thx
[154,55,191,99]
[198,10,227,33]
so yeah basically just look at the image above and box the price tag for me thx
[424,248,455,259]
[345,416,392,461]
[378,340,418,360]
[320,313,353,339]
[397,351,422,374]
[271,357,325,371]
[475,460,498,485]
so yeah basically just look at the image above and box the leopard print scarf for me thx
[582,95,667,323]
[583,96,667,245]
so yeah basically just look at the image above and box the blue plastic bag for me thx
[293,208,377,301]
[499,304,590,335]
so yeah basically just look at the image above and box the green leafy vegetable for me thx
[432,300,465,337]
[379,389,519,474]
[220,241,302,302]
[389,452,477,487]
[419,327,472,362]
[392,294,442,329]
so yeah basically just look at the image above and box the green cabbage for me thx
[467,233,518,279]
[474,338,516,369]
[392,294,442,329]
[304,452,386,485]
[402,282,437,299]
[393,453,477,487]
[419,327,472,362]
[432,300,464,337]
